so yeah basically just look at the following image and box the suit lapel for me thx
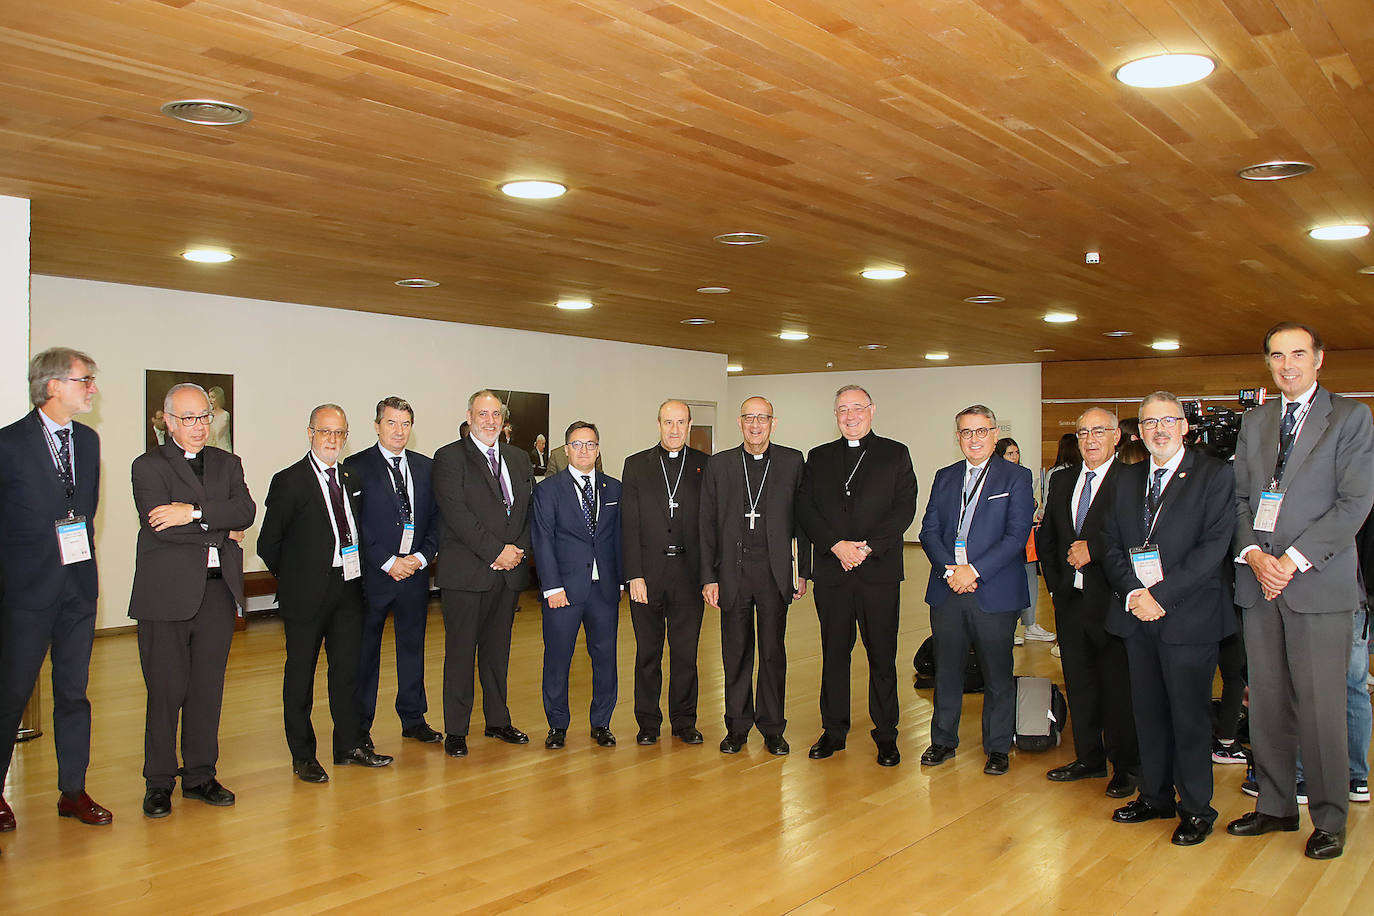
[1151,449,1195,534]
[465,438,504,503]
[26,411,70,505]
[1281,387,1330,484]
[161,440,207,499]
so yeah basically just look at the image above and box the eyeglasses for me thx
[64,376,97,388]
[835,404,872,416]
[1076,426,1118,439]
[168,412,214,426]
[310,427,349,440]
[566,440,599,451]
[957,426,996,440]
[1140,416,1184,431]
[739,414,774,424]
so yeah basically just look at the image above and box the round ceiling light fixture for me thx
[181,248,234,263]
[1309,224,1370,241]
[556,299,593,310]
[1151,340,1181,351]
[161,99,253,126]
[500,180,567,199]
[394,278,439,288]
[1237,161,1315,181]
[680,317,715,326]
[1043,312,1078,323]
[964,295,1006,304]
[1114,54,1215,88]
[860,268,906,280]
[696,286,731,294]
[714,232,770,245]
[778,330,809,341]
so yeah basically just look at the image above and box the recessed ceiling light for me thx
[680,317,715,325]
[1103,330,1134,338]
[500,180,567,199]
[964,295,1005,304]
[1151,340,1181,351]
[860,268,906,280]
[161,99,252,126]
[182,248,234,263]
[1237,161,1315,181]
[726,364,743,372]
[1033,348,1056,353]
[556,299,593,310]
[1309,224,1370,241]
[715,232,770,245]
[1044,312,1078,323]
[1114,54,1215,88]
[696,286,731,294]
[1360,266,1374,275]
[925,352,950,361]
[394,278,440,288]
[859,344,888,350]
[778,330,809,341]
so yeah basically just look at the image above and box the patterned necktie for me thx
[581,475,596,534]
[1073,470,1096,536]
[388,456,412,521]
[1280,401,1300,447]
[324,466,353,547]
[1143,467,1166,533]
[488,447,512,510]
[957,465,979,539]
[54,428,74,491]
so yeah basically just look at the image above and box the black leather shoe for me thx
[809,733,846,759]
[361,732,375,752]
[1226,811,1300,836]
[142,788,172,819]
[876,740,901,767]
[984,752,1010,775]
[182,779,235,807]
[920,744,956,766]
[292,759,328,784]
[1112,799,1174,824]
[636,729,659,746]
[672,726,704,745]
[1105,771,1138,799]
[545,728,567,749]
[1047,760,1107,782]
[719,732,747,754]
[484,724,530,745]
[443,735,468,757]
[1305,828,1345,860]
[334,746,394,767]
[591,727,616,747]
[1171,815,1212,846]
[401,722,443,744]
[764,734,790,756]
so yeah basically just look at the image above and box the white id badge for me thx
[341,544,362,581]
[1129,546,1164,588]
[954,538,968,566]
[207,546,221,568]
[399,522,414,556]
[1253,490,1283,533]
[56,517,92,565]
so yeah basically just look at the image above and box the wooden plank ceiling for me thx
[0,0,1371,375]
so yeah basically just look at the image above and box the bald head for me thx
[658,399,691,452]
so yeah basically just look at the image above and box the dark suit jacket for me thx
[432,437,533,592]
[129,442,256,618]
[530,446,549,475]
[797,433,918,587]
[0,409,100,610]
[1036,458,1123,630]
[256,455,364,620]
[1098,448,1237,644]
[920,454,1034,612]
[532,470,623,605]
[343,445,440,607]
[620,445,707,585]
[1233,387,1374,614]
[699,444,812,603]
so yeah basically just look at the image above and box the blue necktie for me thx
[388,456,412,522]
[1280,401,1300,446]
[1143,467,1166,533]
[1073,470,1096,536]
[581,475,596,534]
[55,428,74,491]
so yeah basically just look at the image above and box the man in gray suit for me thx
[1226,321,1374,860]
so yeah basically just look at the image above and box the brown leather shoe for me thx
[0,795,14,832]
[57,791,113,826]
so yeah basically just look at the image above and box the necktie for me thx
[958,466,979,540]
[1143,467,1166,533]
[581,475,596,534]
[388,456,412,521]
[54,428,74,491]
[324,466,353,547]
[1073,470,1096,536]
[1280,401,1300,446]
[488,447,512,510]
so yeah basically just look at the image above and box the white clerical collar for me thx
[846,438,861,447]
[661,446,680,458]
[183,449,199,459]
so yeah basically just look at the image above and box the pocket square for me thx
[605,501,619,507]
[986,492,1009,500]
[351,490,362,497]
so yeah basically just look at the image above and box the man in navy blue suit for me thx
[919,404,1034,776]
[0,347,112,834]
[532,421,623,749]
[344,397,442,749]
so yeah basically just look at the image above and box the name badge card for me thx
[399,522,415,556]
[56,517,92,565]
[341,544,362,581]
[954,538,968,566]
[207,546,221,568]
[1253,490,1283,533]
[1129,546,1164,588]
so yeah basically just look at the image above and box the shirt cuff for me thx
[1126,587,1146,609]
[968,564,979,579]
[413,554,429,570]
[1235,544,1261,564]
[1285,546,1313,572]
[382,556,396,573]
[542,588,565,599]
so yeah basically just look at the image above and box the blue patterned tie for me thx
[388,456,412,521]
[1143,467,1166,533]
[1280,401,1300,446]
[54,428,74,492]
[1073,470,1096,536]
[581,475,596,534]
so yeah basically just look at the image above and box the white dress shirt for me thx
[377,442,428,573]
[39,408,77,483]
[543,466,607,598]
[307,452,359,567]
[1070,454,1115,589]
[1237,382,1318,571]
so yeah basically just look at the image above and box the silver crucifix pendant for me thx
[745,510,761,530]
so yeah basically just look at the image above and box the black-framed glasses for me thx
[566,440,599,451]
[310,427,349,440]
[1140,416,1184,431]
[168,412,214,426]
[957,426,996,440]
[740,414,774,424]
[1076,426,1118,439]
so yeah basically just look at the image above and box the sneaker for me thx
[1351,779,1370,802]
[1014,635,1025,646]
[1241,763,1259,798]
[1296,781,1308,806]
[1050,643,1061,658]
[1024,623,1056,642]
[1211,739,1250,765]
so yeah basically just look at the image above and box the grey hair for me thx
[1138,391,1184,419]
[163,382,209,415]
[467,389,503,412]
[833,384,873,406]
[1076,406,1119,429]
[375,396,414,423]
[28,347,97,408]
[955,404,997,428]
[309,403,347,427]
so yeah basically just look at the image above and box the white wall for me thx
[30,276,728,629]
[0,196,30,421]
[727,363,1042,538]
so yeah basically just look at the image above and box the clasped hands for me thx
[1247,550,1297,601]
[944,564,978,593]
[388,554,424,581]
[832,540,871,572]
[490,543,524,571]
[1127,589,1166,622]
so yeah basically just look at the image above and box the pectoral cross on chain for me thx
[668,498,679,516]
[745,509,761,530]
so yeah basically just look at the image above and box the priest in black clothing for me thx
[797,385,919,766]
[700,396,811,755]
